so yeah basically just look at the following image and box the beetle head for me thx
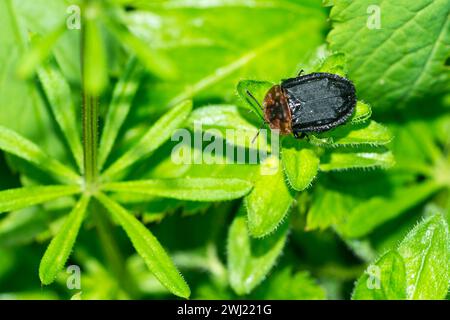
[263,85,292,135]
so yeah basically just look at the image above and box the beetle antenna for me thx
[246,90,264,111]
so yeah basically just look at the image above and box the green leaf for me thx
[125,1,326,113]
[352,213,449,300]
[102,178,252,201]
[352,251,407,300]
[315,52,347,77]
[319,147,395,171]
[83,7,108,95]
[252,268,326,300]
[98,57,143,170]
[350,101,372,124]
[96,193,190,298]
[312,121,393,146]
[397,213,449,299]
[227,209,289,295]
[282,139,319,191]
[102,100,193,179]
[39,195,90,285]
[105,18,176,79]
[244,156,294,237]
[337,181,442,238]
[0,125,81,184]
[0,185,81,214]
[17,25,65,78]
[37,64,83,171]
[328,0,450,109]
[237,80,273,120]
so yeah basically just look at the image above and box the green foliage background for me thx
[0,0,448,300]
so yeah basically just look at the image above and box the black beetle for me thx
[247,72,356,139]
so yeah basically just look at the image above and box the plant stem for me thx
[82,93,99,185]
[80,3,98,187]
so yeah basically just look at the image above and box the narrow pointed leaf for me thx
[350,101,372,124]
[98,57,143,170]
[0,125,81,183]
[103,100,193,179]
[282,140,319,191]
[228,209,289,295]
[102,178,252,201]
[17,25,65,78]
[319,147,395,171]
[106,19,176,79]
[312,121,392,146]
[38,64,83,170]
[0,185,81,214]
[245,156,294,237]
[39,195,90,285]
[96,193,190,298]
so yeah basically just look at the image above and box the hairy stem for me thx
[82,94,98,184]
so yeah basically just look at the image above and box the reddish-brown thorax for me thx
[263,85,292,135]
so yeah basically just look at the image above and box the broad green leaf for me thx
[319,147,395,171]
[312,121,392,146]
[98,57,143,170]
[39,195,90,285]
[102,100,193,179]
[244,156,294,237]
[352,251,407,300]
[125,1,326,113]
[0,185,81,214]
[102,178,252,201]
[328,0,450,109]
[83,5,108,95]
[282,139,319,191]
[17,25,65,78]
[397,213,449,299]
[252,268,326,300]
[227,209,289,295]
[37,64,83,170]
[0,125,81,184]
[237,80,273,120]
[96,193,190,298]
[337,181,442,238]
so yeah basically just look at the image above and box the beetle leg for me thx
[297,69,305,77]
